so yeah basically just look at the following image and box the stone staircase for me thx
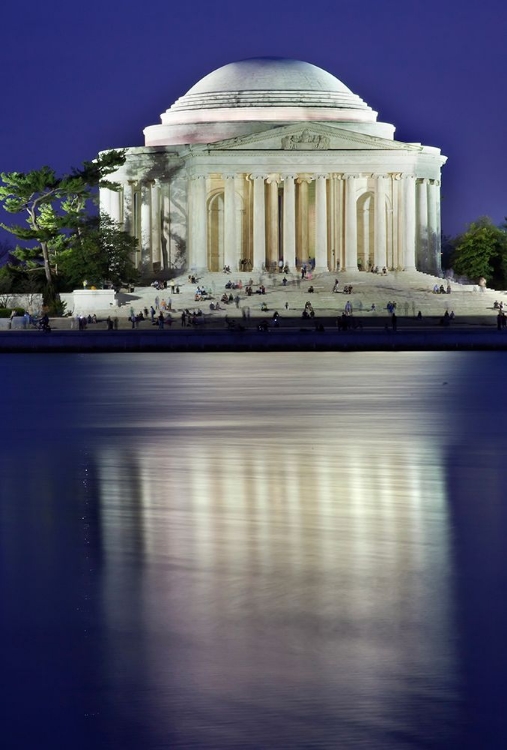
[59,270,506,324]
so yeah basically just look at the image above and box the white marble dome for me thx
[144,58,391,146]
[168,58,373,117]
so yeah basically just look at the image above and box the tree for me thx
[451,217,507,288]
[0,150,126,302]
[58,213,139,290]
[440,233,454,271]
[0,238,14,266]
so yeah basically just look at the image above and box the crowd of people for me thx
[29,263,502,335]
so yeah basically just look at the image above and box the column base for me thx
[344,265,359,272]
[313,266,330,274]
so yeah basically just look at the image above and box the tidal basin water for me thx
[2,352,507,749]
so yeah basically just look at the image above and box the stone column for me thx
[189,175,208,270]
[374,174,387,269]
[314,174,328,271]
[334,174,345,271]
[100,187,112,216]
[328,175,335,271]
[151,182,161,268]
[223,174,237,270]
[390,173,401,269]
[235,174,244,267]
[403,175,416,270]
[296,175,311,266]
[282,174,296,270]
[417,178,429,272]
[109,187,122,223]
[267,175,279,270]
[434,180,442,275]
[125,182,137,271]
[251,175,267,271]
[140,182,152,273]
[345,175,358,271]
[427,179,439,276]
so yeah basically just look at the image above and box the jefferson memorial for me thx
[100,58,447,276]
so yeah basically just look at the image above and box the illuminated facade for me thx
[100,58,447,276]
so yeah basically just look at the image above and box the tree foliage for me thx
[451,217,507,289]
[58,213,139,290]
[0,151,126,300]
[0,263,46,295]
[0,239,14,266]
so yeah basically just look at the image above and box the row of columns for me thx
[102,172,441,275]
[190,172,431,272]
[190,172,333,272]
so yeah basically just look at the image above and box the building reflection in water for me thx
[2,351,493,747]
[96,431,458,747]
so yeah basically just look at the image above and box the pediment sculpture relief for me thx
[281,129,330,150]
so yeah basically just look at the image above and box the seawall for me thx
[1,327,507,353]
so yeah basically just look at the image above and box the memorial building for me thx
[99,57,447,276]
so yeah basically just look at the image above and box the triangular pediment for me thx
[197,122,421,152]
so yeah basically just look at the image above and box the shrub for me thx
[0,307,25,317]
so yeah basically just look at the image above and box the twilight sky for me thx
[1,0,505,236]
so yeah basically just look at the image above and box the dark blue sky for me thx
[1,0,505,236]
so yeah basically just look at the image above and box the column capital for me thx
[296,174,313,184]
[314,173,329,181]
[417,177,429,185]
[402,174,417,182]
[266,174,280,185]
[281,173,297,181]
[374,173,389,180]
[190,173,207,181]
[223,173,236,181]
[346,173,361,181]
[249,173,268,181]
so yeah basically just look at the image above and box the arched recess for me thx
[207,192,224,272]
[357,191,374,270]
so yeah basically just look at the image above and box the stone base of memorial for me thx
[72,289,117,314]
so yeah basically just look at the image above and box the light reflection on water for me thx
[2,352,506,748]
[98,438,456,745]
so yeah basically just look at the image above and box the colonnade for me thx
[189,172,334,272]
[100,171,442,276]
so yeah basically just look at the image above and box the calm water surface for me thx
[1,352,507,749]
